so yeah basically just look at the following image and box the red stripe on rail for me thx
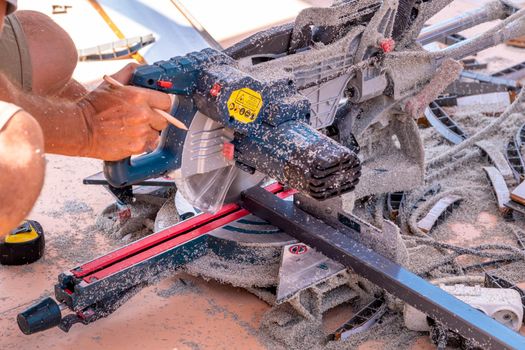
[72,183,284,278]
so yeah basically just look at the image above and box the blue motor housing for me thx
[103,48,361,200]
[234,121,360,199]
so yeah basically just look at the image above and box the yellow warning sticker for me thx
[227,88,263,124]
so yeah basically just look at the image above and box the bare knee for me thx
[15,11,78,96]
[0,110,45,235]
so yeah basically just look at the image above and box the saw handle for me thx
[103,95,196,188]
[103,145,175,187]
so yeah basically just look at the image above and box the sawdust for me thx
[46,224,107,265]
[260,307,420,350]
[156,277,201,298]
[259,303,326,350]
[325,313,420,350]
[492,261,525,284]
[154,194,180,232]
[185,251,280,288]
[255,60,525,350]
[205,297,259,336]
[45,199,93,218]
[95,199,161,240]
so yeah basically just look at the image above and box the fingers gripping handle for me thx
[103,48,230,188]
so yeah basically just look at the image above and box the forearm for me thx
[0,74,90,157]
[0,63,173,161]
[57,79,89,101]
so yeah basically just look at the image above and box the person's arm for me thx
[15,10,88,100]
[0,110,45,236]
[57,79,88,101]
[0,64,171,161]
[0,73,91,157]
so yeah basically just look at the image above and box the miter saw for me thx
[17,1,525,348]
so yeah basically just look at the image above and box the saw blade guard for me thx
[174,165,238,213]
[170,111,264,213]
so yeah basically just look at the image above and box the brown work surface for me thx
[511,181,525,205]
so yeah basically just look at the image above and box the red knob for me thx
[210,83,222,97]
[379,38,395,53]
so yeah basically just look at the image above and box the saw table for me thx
[17,184,525,349]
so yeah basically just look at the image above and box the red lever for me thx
[223,142,234,161]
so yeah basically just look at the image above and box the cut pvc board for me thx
[417,195,463,233]
[511,181,525,206]
[476,141,516,184]
[457,92,511,106]
[483,166,512,214]
[456,92,511,114]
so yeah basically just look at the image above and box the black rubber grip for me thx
[17,297,62,335]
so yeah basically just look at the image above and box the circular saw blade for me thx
[170,111,264,212]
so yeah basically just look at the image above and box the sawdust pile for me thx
[95,192,176,242]
[406,109,525,279]
[255,107,525,350]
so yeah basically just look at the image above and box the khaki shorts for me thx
[0,14,32,91]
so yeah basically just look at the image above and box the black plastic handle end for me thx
[17,297,61,335]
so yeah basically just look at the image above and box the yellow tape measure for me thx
[1,220,45,265]
[5,227,39,243]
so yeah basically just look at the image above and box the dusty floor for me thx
[0,155,272,350]
[3,0,525,349]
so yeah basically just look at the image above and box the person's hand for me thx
[77,63,171,161]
